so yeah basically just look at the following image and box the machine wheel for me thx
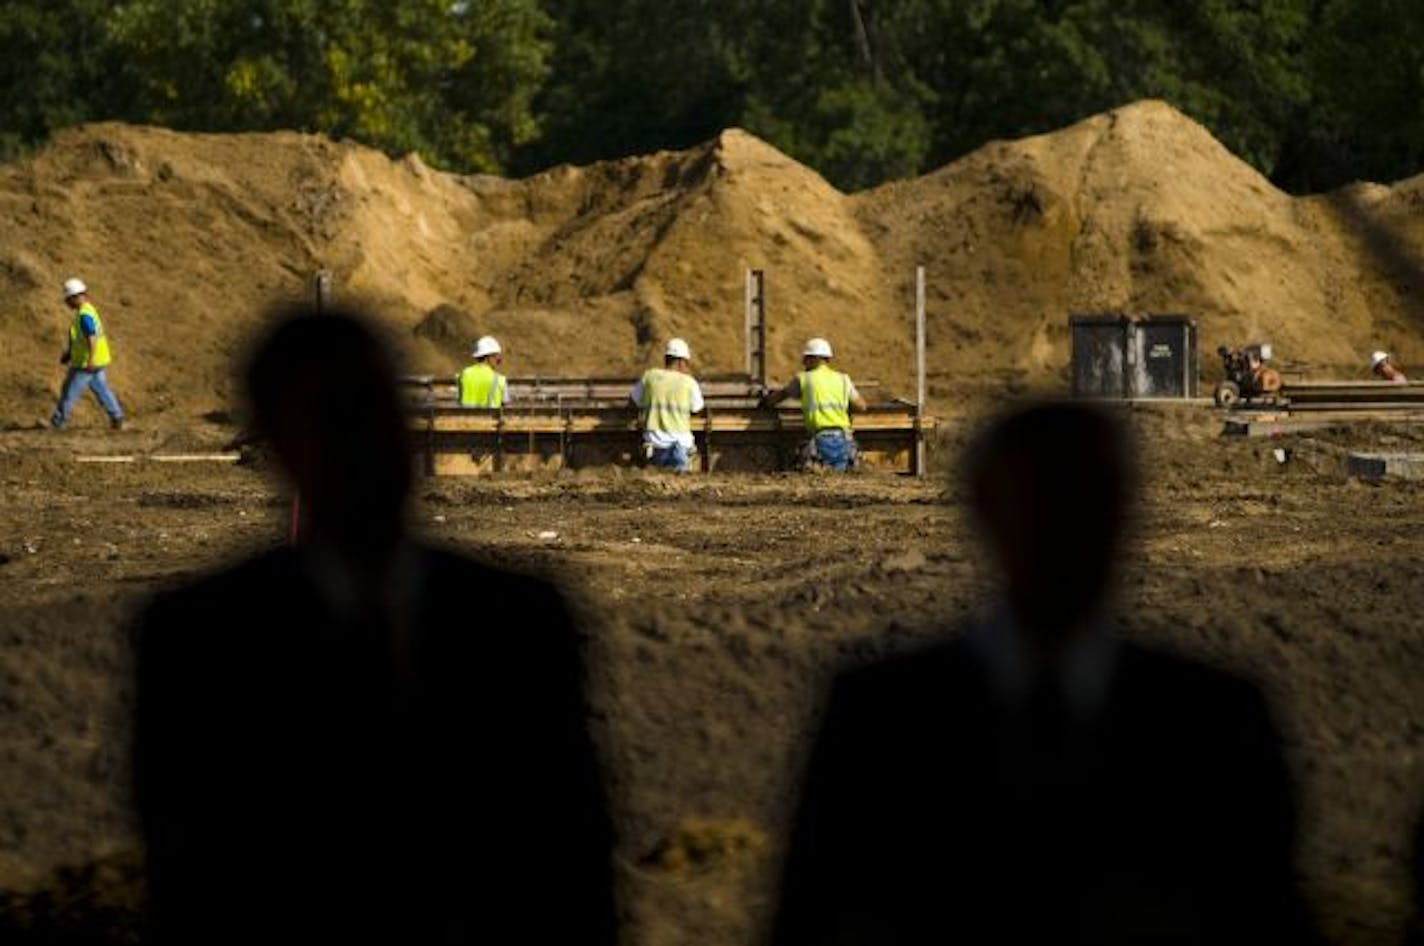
[1214,380,1242,408]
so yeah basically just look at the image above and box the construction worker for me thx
[630,337,704,472]
[458,335,508,408]
[1372,350,1409,383]
[51,277,125,430]
[760,337,867,471]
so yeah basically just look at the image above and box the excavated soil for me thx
[1,406,1423,945]
[3,99,1424,428]
[3,102,1424,943]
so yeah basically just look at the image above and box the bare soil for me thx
[1,404,1422,945]
[4,100,1424,943]
[4,100,1424,432]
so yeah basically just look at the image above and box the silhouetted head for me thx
[246,308,411,557]
[965,402,1133,642]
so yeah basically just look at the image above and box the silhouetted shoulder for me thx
[418,546,581,636]
[1113,640,1264,698]
[403,546,587,681]
[133,544,613,946]
[823,633,1273,718]
[832,634,972,685]
[816,635,976,715]
[775,632,1311,946]
[133,548,311,680]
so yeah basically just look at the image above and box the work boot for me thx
[111,417,125,431]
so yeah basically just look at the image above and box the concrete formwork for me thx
[404,377,933,475]
[402,266,933,475]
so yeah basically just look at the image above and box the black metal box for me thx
[1070,314,1198,399]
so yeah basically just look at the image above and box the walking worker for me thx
[760,337,867,471]
[458,335,508,408]
[630,337,704,472]
[1372,350,1409,383]
[51,277,125,430]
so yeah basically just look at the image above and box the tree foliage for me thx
[0,0,119,157]
[0,0,1420,192]
[1,0,548,172]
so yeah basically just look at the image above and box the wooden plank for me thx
[1284,380,1424,391]
[75,454,241,463]
[419,411,934,435]
[1286,401,1424,412]
[407,397,934,475]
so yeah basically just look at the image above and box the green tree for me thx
[520,0,758,170]
[105,0,550,172]
[0,0,121,159]
[1278,0,1424,190]
[526,0,1317,191]
[523,0,933,188]
[3,0,1422,193]
[849,0,1310,179]
[738,0,935,189]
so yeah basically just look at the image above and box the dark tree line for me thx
[2,0,1419,193]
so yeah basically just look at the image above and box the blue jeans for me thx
[648,442,692,472]
[811,429,856,471]
[52,368,124,428]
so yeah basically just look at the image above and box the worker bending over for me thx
[458,335,508,408]
[52,277,125,430]
[761,337,867,472]
[1372,350,1409,383]
[631,338,704,472]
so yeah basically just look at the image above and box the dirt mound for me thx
[861,100,1424,380]
[3,101,1423,427]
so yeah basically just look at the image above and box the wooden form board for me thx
[1282,381,1424,406]
[409,403,934,475]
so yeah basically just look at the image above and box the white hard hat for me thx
[62,278,87,299]
[665,337,691,360]
[803,337,833,358]
[471,335,501,359]
[1371,350,1390,368]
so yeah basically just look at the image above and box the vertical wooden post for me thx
[312,269,332,314]
[745,269,766,389]
[915,265,927,477]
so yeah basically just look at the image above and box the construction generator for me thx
[1213,344,1282,407]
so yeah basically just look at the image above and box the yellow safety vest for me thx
[458,362,506,408]
[68,302,111,369]
[639,368,697,435]
[798,365,854,432]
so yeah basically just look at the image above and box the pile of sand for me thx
[2,100,1422,426]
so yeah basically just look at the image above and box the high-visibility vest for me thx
[68,302,111,369]
[639,368,697,435]
[798,365,853,431]
[458,362,506,408]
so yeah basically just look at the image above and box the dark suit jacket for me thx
[133,544,615,945]
[773,631,1313,946]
